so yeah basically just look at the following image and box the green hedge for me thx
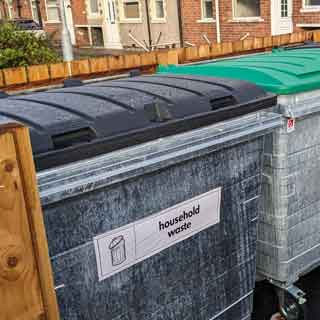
[0,22,60,69]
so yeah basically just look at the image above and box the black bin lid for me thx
[0,74,276,171]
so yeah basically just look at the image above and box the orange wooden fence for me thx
[0,30,318,91]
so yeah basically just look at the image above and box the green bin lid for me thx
[158,48,320,95]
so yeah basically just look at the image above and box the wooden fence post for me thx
[0,121,59,320]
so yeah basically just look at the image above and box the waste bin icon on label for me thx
[109,235,126,266]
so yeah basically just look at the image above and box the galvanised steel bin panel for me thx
[0,74,275,170]
[258,105,320,284]
[38,113,281,320]
[159,51,320,287]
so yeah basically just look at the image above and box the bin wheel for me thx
[252,281,279,320]
[278,289,307,320]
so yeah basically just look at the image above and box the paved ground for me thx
[252,266,320,320]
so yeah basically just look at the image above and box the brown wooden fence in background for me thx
[1,30,319,91]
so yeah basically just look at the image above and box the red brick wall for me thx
[292,0,320,31]
[220,0,271,41]
[181,0,271,45]
[71,0,88,25]
[181,0,217,45]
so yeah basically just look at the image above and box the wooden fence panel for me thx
[140,52,157,66]
[124,54,141,69]
[243,38,254,51]
[198,45,211,59]
[49,62,69,79]
[89,57,109,74]
[232,41,244,53]
[71,59,90,76]
[263,36,273,48]
[314,30,320,42]
[253,37,264,49]
[3,67,27,86]
[27,65,50,83]
[0,30,319,90]
[108,56,125,71]
[0,123,59,320]
[185,47,199,61]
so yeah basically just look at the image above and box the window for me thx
[281,0,288,17]
[154,0,165,19]
[6,0,15,19]
[201,0,213,19]
[123,0,140,19]
[304,0,320,6]
[234,0,260,18]
[46,0,60,21]
[89,0,99,14]
[30,0,39,21]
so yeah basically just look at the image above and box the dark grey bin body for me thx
[0,76,281,320]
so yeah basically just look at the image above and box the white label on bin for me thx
[94,188,221,281]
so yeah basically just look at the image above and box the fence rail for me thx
[0,30,319,91]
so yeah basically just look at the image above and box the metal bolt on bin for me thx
[0,75,281,320]
[159,47,320,320]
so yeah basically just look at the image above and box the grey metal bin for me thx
[158,48,320,319]
[0,75,281,320]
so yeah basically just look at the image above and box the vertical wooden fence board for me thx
[280,34,291,45]
[71,59,90,76]
[156,51,170,65]
[49,62,69,80]
[232,41,244,53]
[253,37,264,49]
[243,39,254,51]
[0,124,59,320]
[89,57,109,74]
[3,67,27,86]
[124,54,141,69]
[140,52,157,66]
[221,42,233,55]
[198,45,210,59]
[185,47,199,61]
[263,36,273,48]
[167,50,179,64]
[211,43,223,57]
[0,71,4,88]
[27,65,50,83]
[314,30,320,42]
[108,55,125,71]
[176,48,186,63]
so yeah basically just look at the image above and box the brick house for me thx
[0,0,181,49]
[181,0,320,45]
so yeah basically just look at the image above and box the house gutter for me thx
[215,0,221,43]
[177,0,184,47]
[16,0,22,18]
[144,0,152,48]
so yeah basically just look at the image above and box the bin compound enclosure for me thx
[0,75,281,320]
[159,48,320,319]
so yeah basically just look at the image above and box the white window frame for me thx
[45,0,61,23]
[87,0,100,17]
[232,0,261,21]
[199,0,215,22]
[30,0,39,22]
[119,0,142,23]
[302,0,320,10]
[150,0,167,23]
[6,0,14,19]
